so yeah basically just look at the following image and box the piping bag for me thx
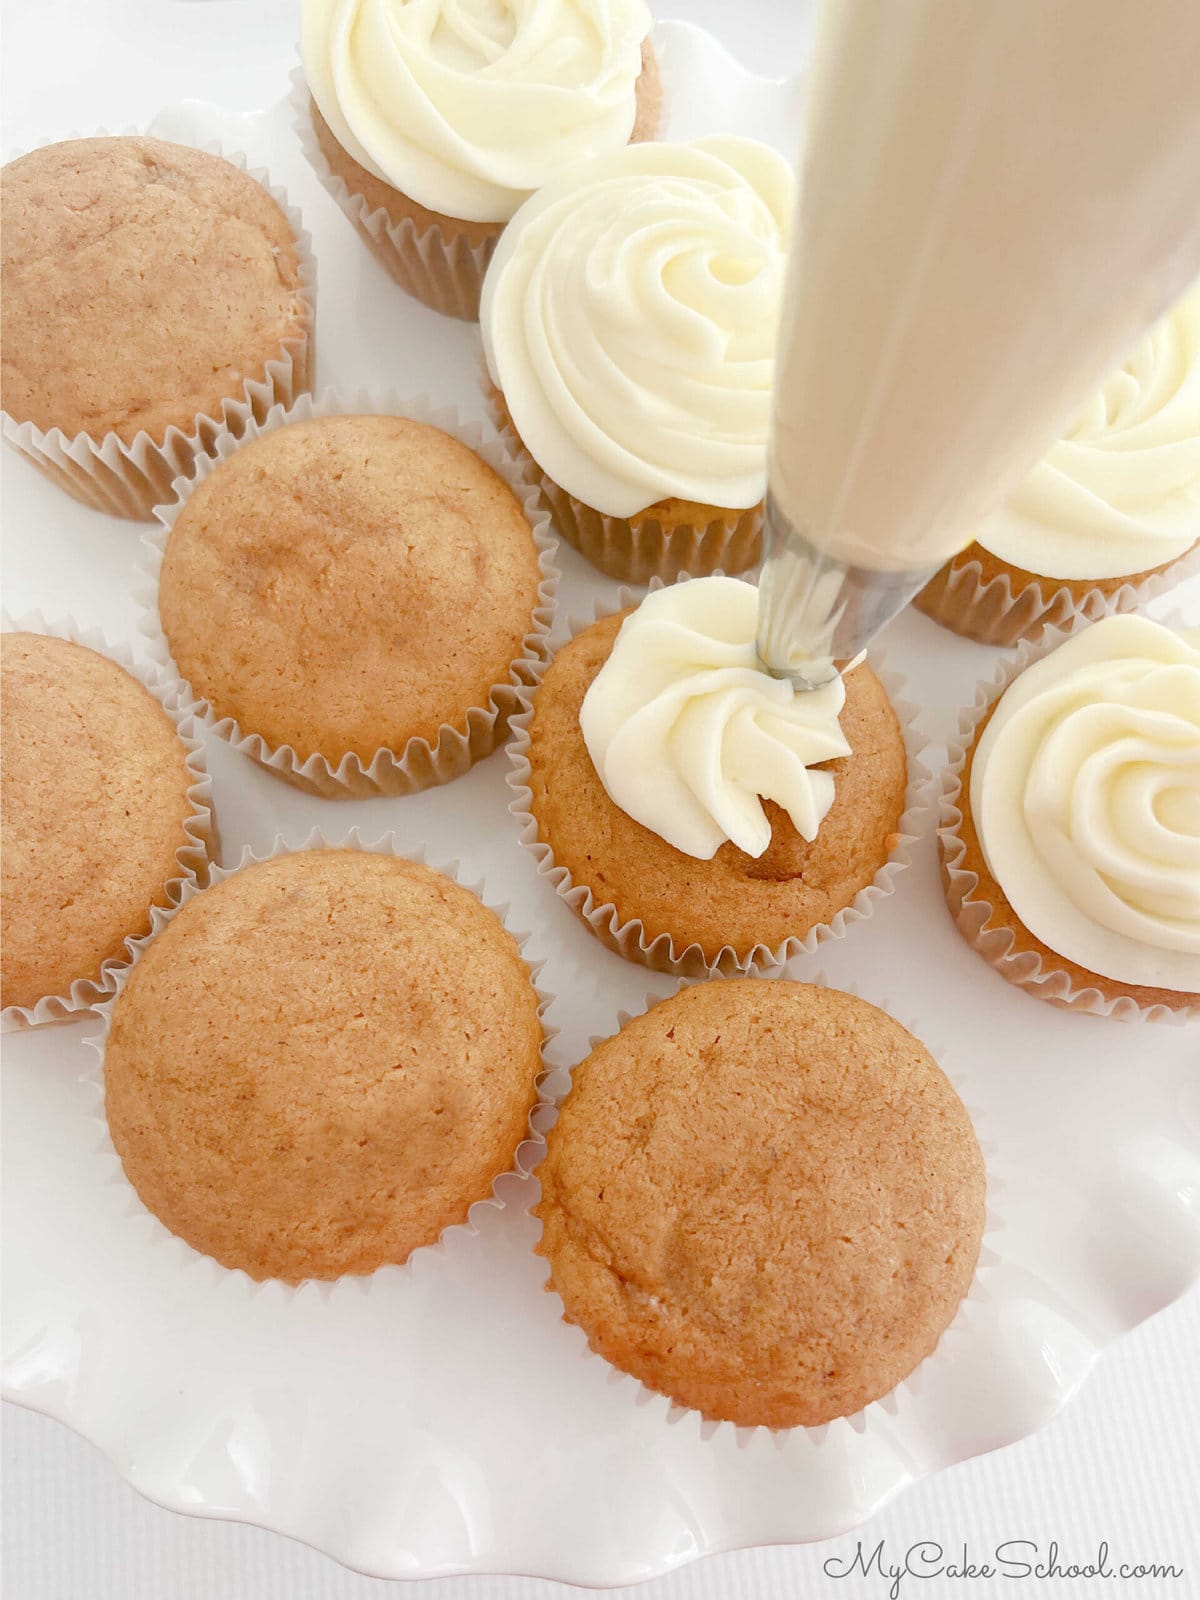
[757,0,1200,688]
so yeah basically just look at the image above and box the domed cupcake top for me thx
[1,631,195,1011]
[979,280,1200,581]
[482,138,793,516]
[104,850,543,1281]
[0,137,307,444]
[580,577,855,859]
[971,614,1200,991]
[302,0,652,224]
[536,980,986,1428]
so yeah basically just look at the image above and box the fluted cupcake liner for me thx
[506,576,930,979]
[291,69,496,322]
[528,973,1006,1444]
[1,132,316,521]
[914,539,1200,648]
[137,389,558,799]
[938,609,1198,1024]
[0,610,216,1032]
[81,828,563,1288]
[485,377,762,585]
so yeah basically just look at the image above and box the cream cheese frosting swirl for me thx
[979,281,1200,581]
[580,577,855,860]
[301,0,652,224]
[481,138,793,516]
[971,615,1200,992]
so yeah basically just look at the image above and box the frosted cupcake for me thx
[917,283,1200,645]
[510,576,916,976]
[941,614,1200,1019]
[482,139,793,583]
[299,0,660,320]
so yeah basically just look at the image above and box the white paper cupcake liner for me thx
[485,378,762,585]
[1,131,316,521]
[914,538,1200,647]
[506,575,930,978]
[137,389,559,798]
[291,69,496,323]
[938,610,1198,1024]
[80,828,562,1288]
[529,973,1005,1444]
[1,610,216,1032]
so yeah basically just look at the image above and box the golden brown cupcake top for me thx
[536,980,986,1428]
[1,631,195,1011]
[158,415,543,763]
[0,137,308,443]
[104,850,543,1282]
[526,609,908,959]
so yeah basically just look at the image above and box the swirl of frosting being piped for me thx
[301,0,652,224]
[979,281,1200,581]
[580,577,855,860]
[481,138,793,516]
[971,615,1200,991]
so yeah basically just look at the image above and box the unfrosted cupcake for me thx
[536,980,986,1428]
[104,849,544,1282]
[483,139,793,582]
[941,613,1200,1018]
[511,576,913,975]
[1,630,210,1017]
[917,281,1200,645]
[0,137,313,518]
[154,408,550,796]
[300,0,660,320]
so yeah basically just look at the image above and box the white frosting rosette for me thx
[483,137,793,580]
[507,574,928,979]
[918,283,1200,645]
[301,0,652,224]
[580,578,854,859]
[940,612,1200,1021]
[296,0,654,320]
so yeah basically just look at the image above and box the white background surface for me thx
[1,3,1197,1597]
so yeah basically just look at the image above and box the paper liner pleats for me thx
[1,133,316,520]
[1,610,216,1031]
[138,390,558,798]
[937,611,1198,1023]
[506,577,929,978]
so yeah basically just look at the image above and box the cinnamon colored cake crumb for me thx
[104,850,543,1281]
[526,609,908,961]
[0,136,308,443]
[158,414,543,764]
[536,980,986,1428]
[1,631,195,1011]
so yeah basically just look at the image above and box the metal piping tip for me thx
[755,492,938,689]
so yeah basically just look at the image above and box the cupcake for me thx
[103,848,544,1282]
[941,613,1200,1019]
[482,138,793,582]
[1,628,211,1020]
[299,0,660,320]
[510,576,916,975]
[0,137,314,519]
[916,281,1200,645]
[536,980,986,1428]
[149,402,553,796]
